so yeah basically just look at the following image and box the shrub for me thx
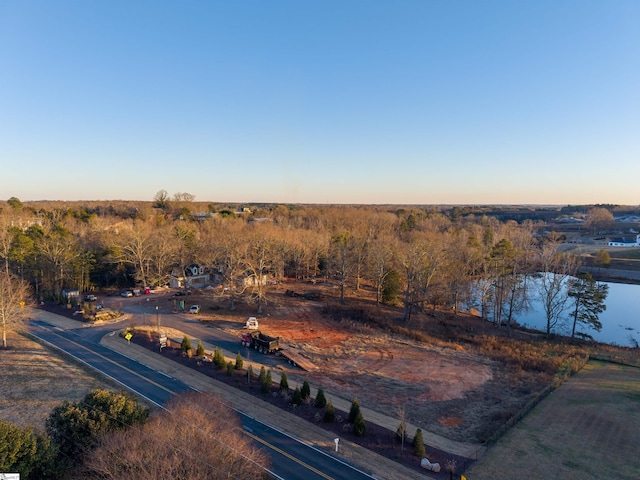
[46,389,149,467]
[196,341,205,357]
[181,335,192,354]
[226,361,234,376]
[301,380,311,400]
[292,387,302,406]
[413,428,426,457]
[352,410,366,437]
[348,397,360,424]
[234,352,243,370]
[315,387,327,408]
[258,366,266,384]
[324,400,335,423]
[247,365,253,384]
[213,347,225,369]
[279,370,289,391]
[261,370,273,393]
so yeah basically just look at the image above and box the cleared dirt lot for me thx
[201,283,550,444]
[465,360,640,480]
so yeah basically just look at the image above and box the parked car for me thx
[246,317,259,330]
[84,294,98,302]
[174,290,192,296]
[189,305,201,314]
[120,291,133,298]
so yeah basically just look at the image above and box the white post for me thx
[334,438,339,452]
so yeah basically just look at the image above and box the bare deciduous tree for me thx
[0,272,33,348]
[80,393,270,480]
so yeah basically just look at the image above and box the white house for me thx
[608,234,640,247]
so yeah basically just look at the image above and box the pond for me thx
[516,279,640,347]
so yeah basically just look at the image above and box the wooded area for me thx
[0,197,605,333]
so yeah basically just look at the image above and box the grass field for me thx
[0,331,117,432]
[466,360,640,480]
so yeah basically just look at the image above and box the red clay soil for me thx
[131,332,473,478]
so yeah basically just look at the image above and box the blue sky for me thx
[1,1,638,205]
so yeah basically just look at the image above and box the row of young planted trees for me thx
[170,333,449,468]
[0,199,609,337]
[0,389,269,480]
[180,337,371,436]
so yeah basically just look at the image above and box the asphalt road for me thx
[30,319,376,480]
[123,299,290,370]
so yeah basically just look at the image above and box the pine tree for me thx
[279,370,289,391]
[258,365,266,384]
[292,387,302,406]
[348,397,360,424]
[247,365,253,384]
[301,380,311,400]
[315,387,327,408]
[234,352,243,370]
[213,347,225,369]
[324,400,335,423]
[567,272,608,339]
[196,341,205,357]
[413,428,426,457]
[226,360,234,376]
[181,335,192,354]
[352,410,366,437]
[261,370,273,393]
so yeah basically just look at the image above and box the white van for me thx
[245,317,259,330]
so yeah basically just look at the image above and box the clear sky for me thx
[1,1,638,205]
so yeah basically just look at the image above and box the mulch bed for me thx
[130,331,472,479]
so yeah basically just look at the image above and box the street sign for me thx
[159,333,167,348]
[124,332,133,342]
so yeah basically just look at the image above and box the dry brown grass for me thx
[467,360,640,480]
[0,331,117,432]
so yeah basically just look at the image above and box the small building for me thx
[608,234,640,247]
[169,263,210,288]
[61,288,80,300]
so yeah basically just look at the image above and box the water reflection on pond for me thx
[516,279,640,347]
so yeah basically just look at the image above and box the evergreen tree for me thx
[352,410,366,437]
[234,352,243,370]
[213,347,225,369]
[567,272,608,339]
[413,428,426,457]
[292,387,302,406]
[247,365,253,384]
[226,360,234,376]
[324,400,335,423]
[279,370,289,391]
[0,419,58,479]
[181,335,192,354]
[196,340,205,357]
[382,269,402,305]
[315,387,327,408]
[301,380,311,400]
[258,365,266,384]
[348,397,361,424]
[216,348,226,369]
[261,370,273,393]
[46,389,149,467]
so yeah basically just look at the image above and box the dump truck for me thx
[240,331,280,354]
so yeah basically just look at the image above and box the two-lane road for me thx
[30,320,376,480]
